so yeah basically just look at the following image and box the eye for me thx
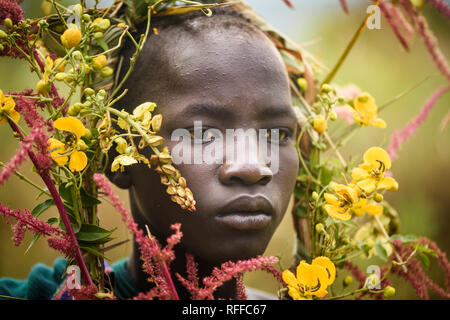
[189,128,221,144]
[265,128,290,143]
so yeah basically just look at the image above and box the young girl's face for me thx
[122,24,299,264]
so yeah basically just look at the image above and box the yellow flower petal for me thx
[363,147,391,170]
[372,118,386,128]
[9,109,20,123]
[378,177,399,191]
[54,117,86,140]
[357,178,376,194]
[69,151,87,172]
[297,262,329,297]
[282,270,298,288]
[363,204,383,216]
[324,193,340,206]
[352,167,369,181]
[335,184,358,203]
[324,204,352,221]
[287,286,303,300]
[48,139,68,166]
[312,256,336,286]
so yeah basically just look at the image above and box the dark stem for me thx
[8,120,94,286]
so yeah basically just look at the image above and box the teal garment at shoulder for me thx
[0,258,138,300]
[0,258,67,300]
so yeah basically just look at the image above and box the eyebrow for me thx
[180,103,295,121]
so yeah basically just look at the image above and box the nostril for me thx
[220,163,273,186]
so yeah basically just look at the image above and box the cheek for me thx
[274,145,299,206]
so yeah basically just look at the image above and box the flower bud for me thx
[315,223,325,234]
[77,139,88,151]
[100,66,113,78]
[68,103,82,116]
[151,114,162,132]
[61,28,82,49]
[343,275,353,287]
[149,154,159,166]
[93,31,103,39]
[373,193,384,203]
[296,77,308,92]
[97,89,106,100]
[329,110,338,121]
[84,128,92,139]
[84,88,95,96]
[36,79,50,95]
[71,50,82,61]
[0,44,4,51]
[41,0,52,15]
[92,54,107,70]
[311,191,319,201]
[320,84,332,94]
[82,14,91,22]
[92,18,111,31]
[312,114,327,134]
[117,23,127,29]
[4,18,13,29]
[365,239,375,250]
[0,29,8,39]
[55,72,67,81]
[357,93,370,103]
[383,286,396,298]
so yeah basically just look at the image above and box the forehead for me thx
[131,22,293,125]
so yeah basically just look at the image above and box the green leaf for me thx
[320,167,333,186]
[47,217,58,225]
[325,216,357,228]
[295,205,308,218]
[80,188,101,207]
[31,199,55,218]
[374,241,388,261]
[390,234,418,243]
[25,234,41,254]
[59,214,81,234]
[75,224,115,242]
[78,237,115,246]
[413,243,438,258]
[58,183,72,203]
[417,252,430,268]
[80,246,107,260]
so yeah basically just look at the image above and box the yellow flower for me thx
[323,184,359,221]
[48,117,87,172]
[61,26,82,49]
[353,93,386,128]
[0,90,20,125]
[351,147,399,194]
[282,257,336,300]
[312,114,328,133]
[111,154,137,172]
[352,197,383,216]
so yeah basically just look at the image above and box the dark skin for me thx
[109,19,299,299]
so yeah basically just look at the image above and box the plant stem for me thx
[322,0,381,85]
[7,120,93,286]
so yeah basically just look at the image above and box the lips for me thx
[215,195,274,231]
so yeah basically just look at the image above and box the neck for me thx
[126,235,238,300]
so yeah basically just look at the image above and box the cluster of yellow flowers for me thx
[324,147,399,221]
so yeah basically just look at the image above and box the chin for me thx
[200,235,271,266]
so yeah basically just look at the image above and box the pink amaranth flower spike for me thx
[387,85,450,160]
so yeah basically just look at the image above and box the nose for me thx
[219,162,273,186]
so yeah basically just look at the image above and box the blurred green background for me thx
[0,0,449,299]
